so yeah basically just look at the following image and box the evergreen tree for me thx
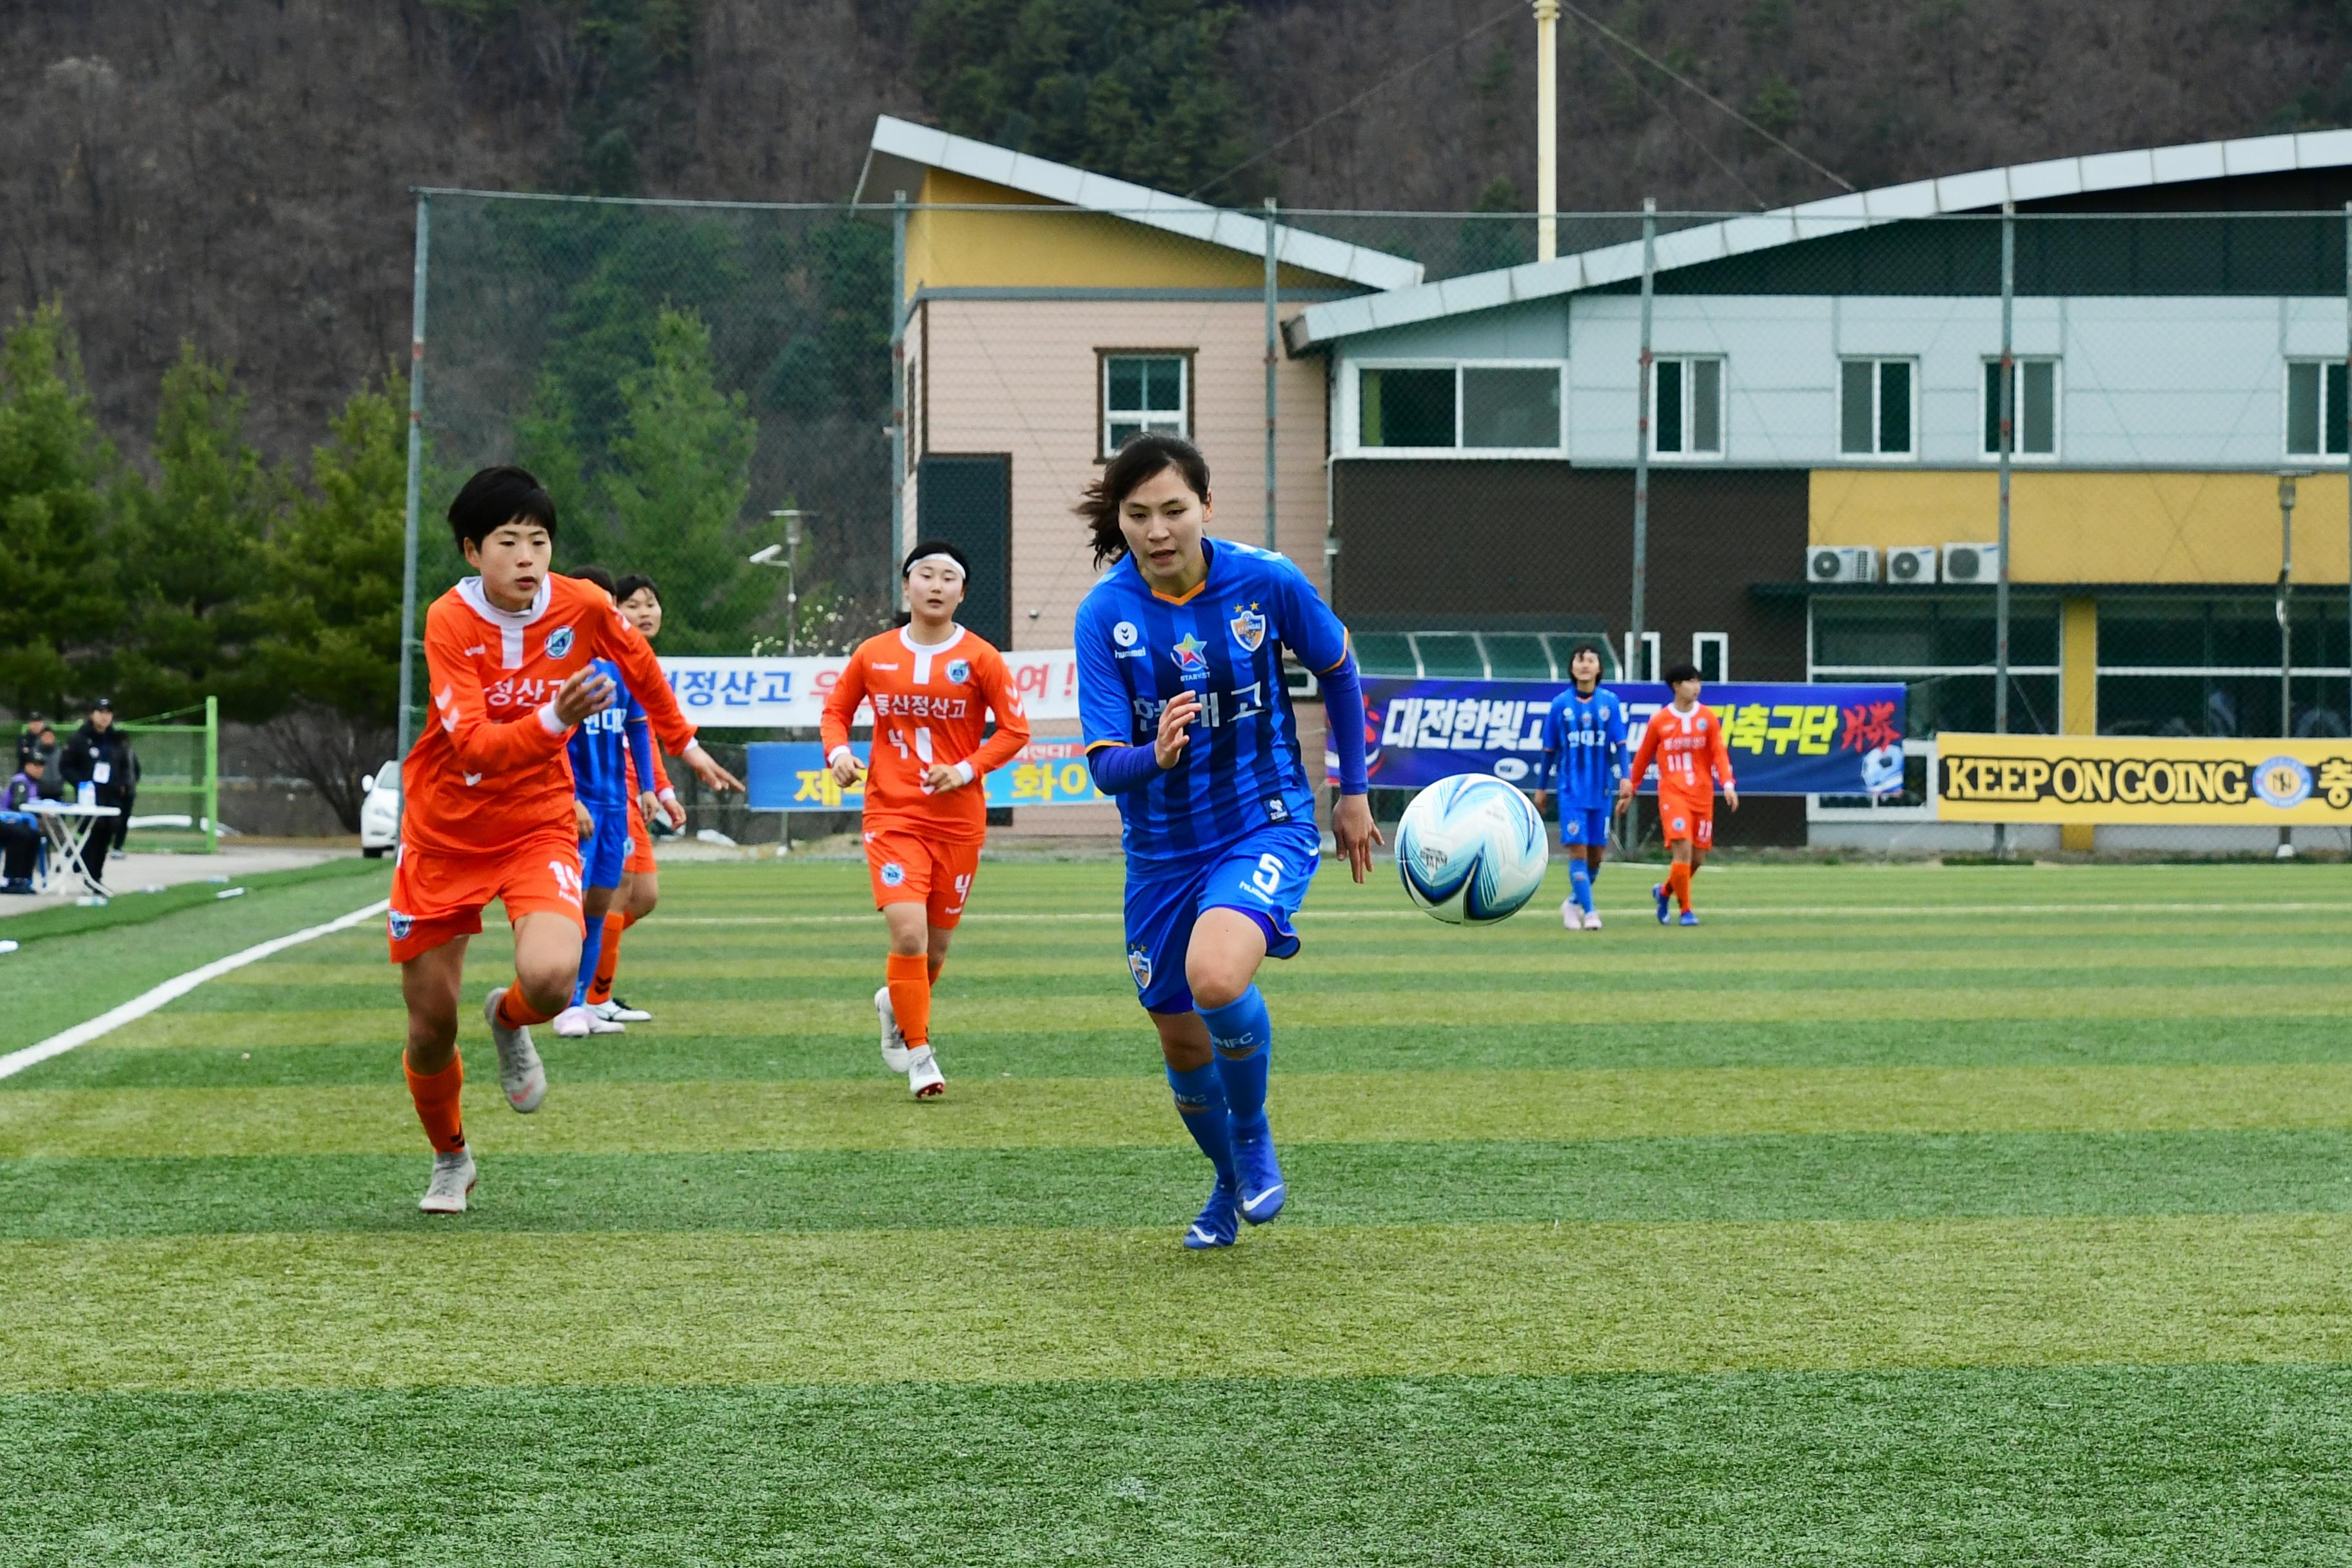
[0,305,117,718]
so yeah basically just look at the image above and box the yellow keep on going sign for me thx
[1936,732,2352,824]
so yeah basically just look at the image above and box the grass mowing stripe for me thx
[5,1367,2347,1567]
[0,856,384,945]
[7,1213,2349,1391]
[10,1130,2352,1239]
[9,1063,2352,1157]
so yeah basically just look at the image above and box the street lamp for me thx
[749,509,810,655]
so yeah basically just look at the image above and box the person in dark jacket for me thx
[0,754,45,891]
[59,700,137,889]
[15,718,61,799]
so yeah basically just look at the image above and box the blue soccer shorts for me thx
[580,798,633,891]
[1560,806,1612,848]
[1122,819,1322,1014]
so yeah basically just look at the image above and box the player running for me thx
[1619,660,1738,927]
[551,565,653,1041]
[1533,640,1625,931]
[578,572,685,1025]
[393,467,741,1214]
[1074,433,1378,1251]
[823,540,1032,1099]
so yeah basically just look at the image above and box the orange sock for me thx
[927,954,945,985]
[886,950,932,1048]
[1669,863,1693,911]
[495,986,556,1030]
[404,1052,466,1153]
[586,913,626,1004]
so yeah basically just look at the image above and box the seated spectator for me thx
[15,718,61,799]
[1,754,44,892]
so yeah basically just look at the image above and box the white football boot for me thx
[876,986,912,1073]
[483,987,547,1113]
[1561,897,1582,930]
[553,1004,623,1039]
[591,997,652,1024]
[418,1150,477,1214]
[907,1044,945,1099]
[1584,909,1605,930]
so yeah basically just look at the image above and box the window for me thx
[1692,632,1728,683]
[1809,597,2062,738]
[1357,364,1563,451]
[1981,358,2057,458]
[1839,358,1914,457]
[2286,361,2349,458]
[1102,353,1189,455]
[1623,630,1661,681]
[2096,597,2351,738]
[1652,357,1723,457]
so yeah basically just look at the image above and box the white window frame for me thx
[1101,351,1190,458]
[2283,358,2351,462]
[1979,356,2061,462]
[1692,632,1729,683]
[1346,360,1567,458]
[1649,355,1726,461]
[1622,630,1661,682]
[1837,357,1917,461]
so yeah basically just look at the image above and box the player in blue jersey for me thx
[1074,434,1379,1251]
[1532,641,1626,932]
[552,565,657,1040]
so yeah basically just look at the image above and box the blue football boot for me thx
[1678,909,1701,927]
[1231,1121,1287,1226]
[1652,883,1672,924]
[1184,1178,1239,1250]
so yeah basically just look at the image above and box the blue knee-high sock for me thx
[1200,986,1273,1137]
[570,916,605,1009]
[1569,858,1594,914]
[1166,1061,1236,1184]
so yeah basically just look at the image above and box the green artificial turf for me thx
[6,858,2350,1563]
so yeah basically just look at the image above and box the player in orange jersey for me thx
[1619,661,1738,926]
[394,468,742,1213]
[576,571,687,1026]
[821,540,1031,1098]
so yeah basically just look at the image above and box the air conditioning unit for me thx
[1807,546,1877,584]
[1885,546,1939,585]
[1942,542,2002,583]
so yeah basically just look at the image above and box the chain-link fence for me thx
[400,195,2352,846]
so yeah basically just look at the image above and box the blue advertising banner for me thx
[747,741,1113,813]
[1333,680,1906,796]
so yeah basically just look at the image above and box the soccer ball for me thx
[1395,773,1549,925]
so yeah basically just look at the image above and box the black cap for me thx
[90,698,112,711]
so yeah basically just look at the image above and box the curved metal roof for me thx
[855,116,1426,292]
[1287,128,2352,351]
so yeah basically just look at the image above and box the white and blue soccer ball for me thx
[1395,773,1549,925]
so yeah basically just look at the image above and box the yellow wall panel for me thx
[1810,470,2351,585]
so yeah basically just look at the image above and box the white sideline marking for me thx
[662,900,2352,927]
[0,899,391,1081]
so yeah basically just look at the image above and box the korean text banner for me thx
[745,740,1112,813]
[657,651,1082,728]
[1936,732,2352,824]
[1340,680,1907,796]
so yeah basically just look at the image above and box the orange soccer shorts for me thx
[387,830,587,963]
[863,827,984,928]
[1658,794,1716,848]
[625,794,658,876]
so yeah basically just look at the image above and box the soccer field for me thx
[4,856,2351,1563]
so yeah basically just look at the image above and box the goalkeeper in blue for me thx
[1532,641,1625,931]
[1075,434,1380,1251]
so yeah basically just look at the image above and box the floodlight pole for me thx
[396,191,431,778]
[1994,199,2014,861]
[1534,0,1560,262]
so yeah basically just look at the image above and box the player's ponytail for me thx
[1077,433,1212,567]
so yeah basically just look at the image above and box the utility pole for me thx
[1994,200,2014,861]
[1534,1,1560,262]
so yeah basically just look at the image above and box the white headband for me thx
[904,553,966,579]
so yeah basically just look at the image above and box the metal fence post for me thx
[890,191,909,611]
[395,191,430,774]
[1994,200,2014,859]
[1629,197,1656,681]
[1264,195,1279,553]
[203,694,219,855]
[2343,202,2349,744]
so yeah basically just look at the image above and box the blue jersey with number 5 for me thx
[1075,540,1353,869]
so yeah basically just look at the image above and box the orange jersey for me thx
[820,625,1030,843]
[1630,702,1734,805]
[402,574,698,857]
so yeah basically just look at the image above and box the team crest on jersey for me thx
[1171,632,1209,676]
[1228,603,1266,653]
[1126,945,1152,990]
[387,910,413,941]
[545,625,575,660]
[945,658,970,685]
[880,861,906,888]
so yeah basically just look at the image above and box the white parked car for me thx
[360,760,400,858]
